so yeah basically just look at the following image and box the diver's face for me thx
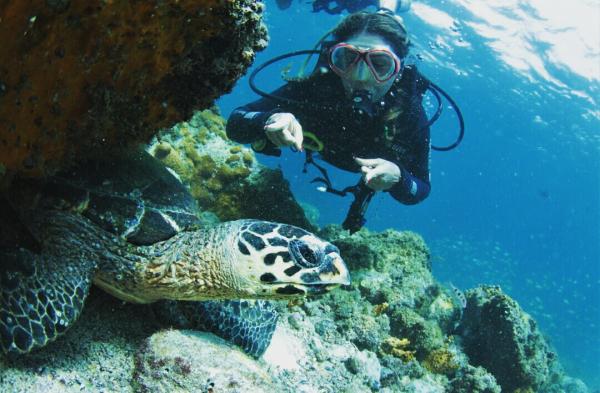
[332,33,401,101]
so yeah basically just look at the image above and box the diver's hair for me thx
[330,12,410,59]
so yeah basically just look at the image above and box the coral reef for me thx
[134,330,277,392]
[458,285,561,392]
[0,109,588,391]
[422,347,459,376]
[388,306,446,358]
[298,201,320,227]
[380,337,416,362]
[310,225,467,390]
[319,226,435,315]
[148,108,313,229]
[0,226,589,392]
[265,312,384,392]
[0,288,157,392]
[0,1,267,178]
[318,226,454,360]
[448,365,501,393]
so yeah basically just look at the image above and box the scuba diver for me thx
[276,0,411,14]
[227,11,463,233]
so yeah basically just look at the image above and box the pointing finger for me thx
[264,118,286,131]
[365,165,386,183]
[291,119,304,151]
[281,128,296,146]
[354,157,383,168]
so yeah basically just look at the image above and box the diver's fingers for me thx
[264,113,302,149]
[265,129,285,146]
[264,114,290,131]
[354,157,384,168]
[264,121,286,133]
[364,165,387,184]
[265,114,288,146]
[280,128,297,147]
[290,118,304,151]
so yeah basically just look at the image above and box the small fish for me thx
[449,282,467,310]
[445,282,467,332]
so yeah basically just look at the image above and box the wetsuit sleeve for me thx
[386,107,431,205]
[226,83,308,154]
[226,101,282,145]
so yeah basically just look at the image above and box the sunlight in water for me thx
[446,0,599,99]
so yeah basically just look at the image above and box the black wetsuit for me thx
[227,65,431,205]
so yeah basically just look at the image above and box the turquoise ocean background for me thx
[218,1,600,389]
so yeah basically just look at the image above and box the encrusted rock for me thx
[0,1,267,178]
[319,225,433,306]
[148,108,313,229]
[265,315,383,393]
[388,306,445,358]
[448,365,501,393]
[134,329,277,393]
[0,289,157,393]
[458,285,559,392]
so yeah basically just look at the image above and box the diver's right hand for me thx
[264,113,304,151]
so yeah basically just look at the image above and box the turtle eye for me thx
[289,239,322,268]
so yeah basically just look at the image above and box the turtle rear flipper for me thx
[154,300,278,358]
[0,248,94,354]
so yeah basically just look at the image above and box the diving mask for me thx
[328,43,401,83]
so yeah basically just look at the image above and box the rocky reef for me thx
[459,285,563,392]
[0,108,590,392]
[0,1,267,179]
[147,108,314,230]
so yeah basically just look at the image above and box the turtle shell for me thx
[41,148,200,245]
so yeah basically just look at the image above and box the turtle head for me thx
[232,221,350,299]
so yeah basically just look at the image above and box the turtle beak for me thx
[296,252,351,291]
[270,252,351,297]
[315,252,351,286]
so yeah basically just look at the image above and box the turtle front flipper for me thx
[0,248,94,355]
[153,300,278,358]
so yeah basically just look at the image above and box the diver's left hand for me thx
[355,157,401,191]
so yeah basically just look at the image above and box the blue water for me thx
[219,1,600,388]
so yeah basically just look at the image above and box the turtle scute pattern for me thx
[196,300,278,358]
[0,248,93,354]
[154,299,278,358]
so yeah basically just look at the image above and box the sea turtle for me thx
[0,148,350,356]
